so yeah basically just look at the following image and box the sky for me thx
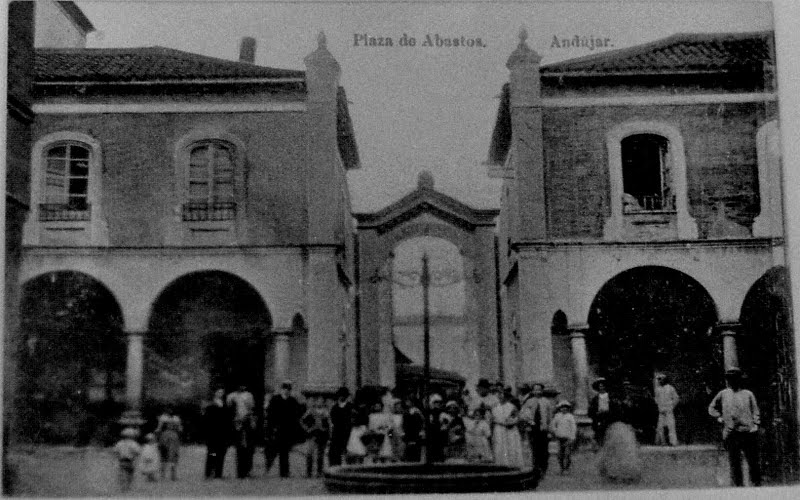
[75,0,774,213]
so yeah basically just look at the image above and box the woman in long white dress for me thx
[491,390,525,468]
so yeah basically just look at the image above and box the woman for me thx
[156,406,183,481]
[490,388,525,467]
[598,382,642,483]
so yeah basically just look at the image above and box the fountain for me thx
[324,253,538,493]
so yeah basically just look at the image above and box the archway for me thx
[587,266,721,444]
[19,271,126,444]
[147,271,271,441]
[739,266,799,483]
[391,236,470,396]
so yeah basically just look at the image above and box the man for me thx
[654,374,679,446]
[265,381,304,478]
[708,368,761,487]
[328,387,353,467]
[520,383,552,476]
[227,384,256,478]
[588,378,613,447]
[427,394,446,463]
[203,387,232,479]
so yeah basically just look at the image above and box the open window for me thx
[621,134,673,213]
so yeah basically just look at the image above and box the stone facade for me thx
[20,30,360,433]
[489,31,788,443]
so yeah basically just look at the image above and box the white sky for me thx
[75,1,773,212]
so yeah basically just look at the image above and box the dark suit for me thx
[265,394,304,477]
[328,402,353,466]
[588,393,615,445]
[203,401,232,478]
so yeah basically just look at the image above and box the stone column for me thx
[274,333,291,384]
[718,324,740,371]
[569,325,590,416]
[125,331,144,412]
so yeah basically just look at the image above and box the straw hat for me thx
[556,400,573,410]
[591,377,608,391]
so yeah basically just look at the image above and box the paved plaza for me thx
[7,443,742,497]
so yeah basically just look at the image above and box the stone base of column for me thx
[575,414,595,451]
[118,410,146,436]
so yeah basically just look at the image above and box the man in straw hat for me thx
[520,382,553,476]
[708,367,762,487]
[550,401,577,474]
[654,373,680,446]
[588,378,614,447]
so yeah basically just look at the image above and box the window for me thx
[40,142,91,221]
[183,141,237,221]
[621,134,673,212]
[604,121,697,240]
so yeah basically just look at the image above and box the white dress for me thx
[491,402,525,468]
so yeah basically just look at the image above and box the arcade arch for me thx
[19,271,126,444]
[146,270,272,439]
[586,265,721,443]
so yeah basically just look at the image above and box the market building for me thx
[488,29,797,479]
[18,21,359,440]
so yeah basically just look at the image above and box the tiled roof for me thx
[541,31,773,75]
[35,46,304,83]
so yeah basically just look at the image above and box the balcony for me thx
[182,201,237,222]
[622,194,676,214]
[38,203,91,222]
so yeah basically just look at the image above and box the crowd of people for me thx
[110,368,763,491]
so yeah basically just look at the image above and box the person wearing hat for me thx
[520,383,553,476]
[113,427,142,492]
[588,378,615,447]
[328,386,354,467]
[654,374,680,446]
[708,368,762,486]
[427,393,446,462]
[550,401,577,474]
[265,381,304,477]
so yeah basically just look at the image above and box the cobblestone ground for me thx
[8,444,735,496]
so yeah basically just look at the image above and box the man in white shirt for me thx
[654,374,679,446]
[708,368,761,487]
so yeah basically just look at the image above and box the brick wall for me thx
[542,102,775,239]
[33,111,313,246]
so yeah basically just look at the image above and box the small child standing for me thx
[113,427,142,492]
[550,401,577,474]
[139,433,160,482]
[301,397,331,477]
[465,407,493,462]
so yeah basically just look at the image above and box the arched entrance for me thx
[739,266,800,483]
[147,271,271,441]
[392,236,470,395]
[19,271,126,444]
[587,266,721,444]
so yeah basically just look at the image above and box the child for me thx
[113,427,142,492]
[345,412,368,464]
[465,407,493,462]
[550,401,577,474]
[139,433,160,482]
[443,401,467,461]
[301,397,331,477]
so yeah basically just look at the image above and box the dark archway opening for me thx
[587,266,722,444]
[147,271,271,442]
[739,266,799,484]
[19,271,126,445]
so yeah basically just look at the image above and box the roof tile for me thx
[35,46,304,82]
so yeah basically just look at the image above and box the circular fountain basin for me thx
[324,463,539,494]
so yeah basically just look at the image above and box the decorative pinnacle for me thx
[519,26,528,45]
[317,31,327,50]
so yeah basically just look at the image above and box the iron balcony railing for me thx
[182,201,237,221]
[623,194,676,213]
[38,203,91,221]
